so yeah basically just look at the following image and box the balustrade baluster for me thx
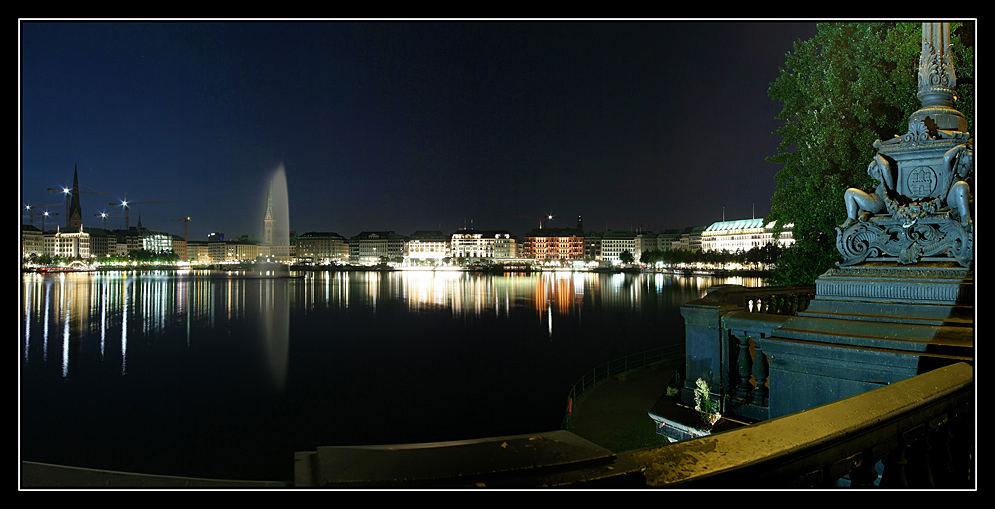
[734,333,752,400]
[907,435,935,488]
[930,423,954,487]
[848,454,880,488]
[881,446,909,488]
[750,339,769,405]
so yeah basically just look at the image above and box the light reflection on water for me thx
[21,268,765,393]
[20,269,764,480]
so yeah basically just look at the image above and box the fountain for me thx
[251,164,294,277]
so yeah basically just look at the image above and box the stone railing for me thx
[581,362,974,488]
[289,362,973,488]
[679,284,816,421]
[703,284,816,315]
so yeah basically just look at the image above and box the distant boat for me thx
[37,261,92,273]
[37,266,73,273]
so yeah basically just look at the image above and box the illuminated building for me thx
[50,225,91,258]
[21,225,43,257]
[206,240,260,263]
[208,239,229,263]
[701,218,795,253]
[521,227,584,262]
[349,231,406,265]
[404,230,449,264]
[186,240,210,262]
[171,234,187,260]
[296,231,349,265]
[142,231,174,254]
[231,241,260,262]
[599,230,637,265]
[450,229,516,260]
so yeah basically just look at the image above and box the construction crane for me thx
[23,202,63,227]
[94,211,127,230]
[108,197,178,230]
[48,185,109,221]
[39,210,59,233]
[170,217,192,260]
[171,216,192,242]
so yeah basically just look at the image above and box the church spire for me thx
[67,162,83,229]
[263,187,274,246]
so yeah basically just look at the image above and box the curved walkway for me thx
[564,361,679,453]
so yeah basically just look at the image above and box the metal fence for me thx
[562,344,684,427]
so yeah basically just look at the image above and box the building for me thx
[404,230,449,264]
[450,229,516,260]
[208,239,229,263]
[634,231,660,263]
[82,227,114,259]
[186,240,210,263]
[21,225,43,258]
[521,227,584,263]
[205,240,261,263]
[232,241,260,262]
[701,219,795,253]
[349,231,406,265]
[171,234,188,260]
[142,231,174,254]
[296,231,349,265]
[49,225,91,259]
[657,229,682,250]
[599,230,637,265]
[583,232,603,262]
[667,225,707,252]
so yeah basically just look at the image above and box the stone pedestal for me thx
[758,264,972,419]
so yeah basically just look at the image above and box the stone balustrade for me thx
[288,362,973,488]
[679,284,815,421]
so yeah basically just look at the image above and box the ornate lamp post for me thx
[837,22,973,267]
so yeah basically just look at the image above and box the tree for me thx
[639,248,662,265]
[619,250,634,264]
[766,22,974,285]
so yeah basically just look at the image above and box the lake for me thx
[19,269,763,481]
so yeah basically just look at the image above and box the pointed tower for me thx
[263,187,274,247]
[67,163,83,229]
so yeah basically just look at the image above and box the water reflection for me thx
[291,270,764,323]
[259,279,290,396]
[21,270,763,381]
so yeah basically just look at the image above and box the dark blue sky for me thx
[20,21,817,240]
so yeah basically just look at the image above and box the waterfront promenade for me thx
[564,361,678,453]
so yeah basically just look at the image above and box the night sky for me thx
[20,21,818,241]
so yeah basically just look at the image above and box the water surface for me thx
[20,269,763,481]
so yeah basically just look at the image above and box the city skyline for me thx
[20,20,818,240]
